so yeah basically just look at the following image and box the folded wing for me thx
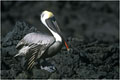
[15,32,55,70]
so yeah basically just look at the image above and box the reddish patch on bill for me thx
[64,41,69,51]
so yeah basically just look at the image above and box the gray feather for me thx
[15,32,55,70]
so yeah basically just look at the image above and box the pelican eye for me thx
[49,16,56,21]
[51,17,56,21]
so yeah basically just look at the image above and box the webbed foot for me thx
[40,65,56,73]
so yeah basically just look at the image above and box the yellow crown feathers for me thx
[43,10,54,19]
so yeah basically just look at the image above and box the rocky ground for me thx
[1,1,119,79]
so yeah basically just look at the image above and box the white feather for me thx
[41,11,62,42]
[14,46,30,57]
[19,46,30,54]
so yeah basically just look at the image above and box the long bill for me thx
[45,16,70,51]
[64,40,70,51]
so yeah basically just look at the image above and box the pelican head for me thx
[41,10,54,26]
[40,10,69,51]
[41,10,60,33]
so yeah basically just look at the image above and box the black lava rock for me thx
[1,1,119,79]
[1,21,119,79]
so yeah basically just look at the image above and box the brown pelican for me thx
[14,10,69,72]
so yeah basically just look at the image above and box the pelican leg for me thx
[40,59,56,73]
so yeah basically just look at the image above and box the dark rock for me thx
[15,71,28,79]
[32,68,50,79]
[1,2,119,79]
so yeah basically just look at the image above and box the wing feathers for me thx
[16,40,24,49]
[15,32,55,71]
[25,47,38,70]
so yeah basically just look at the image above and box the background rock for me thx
[1,1,119,79]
